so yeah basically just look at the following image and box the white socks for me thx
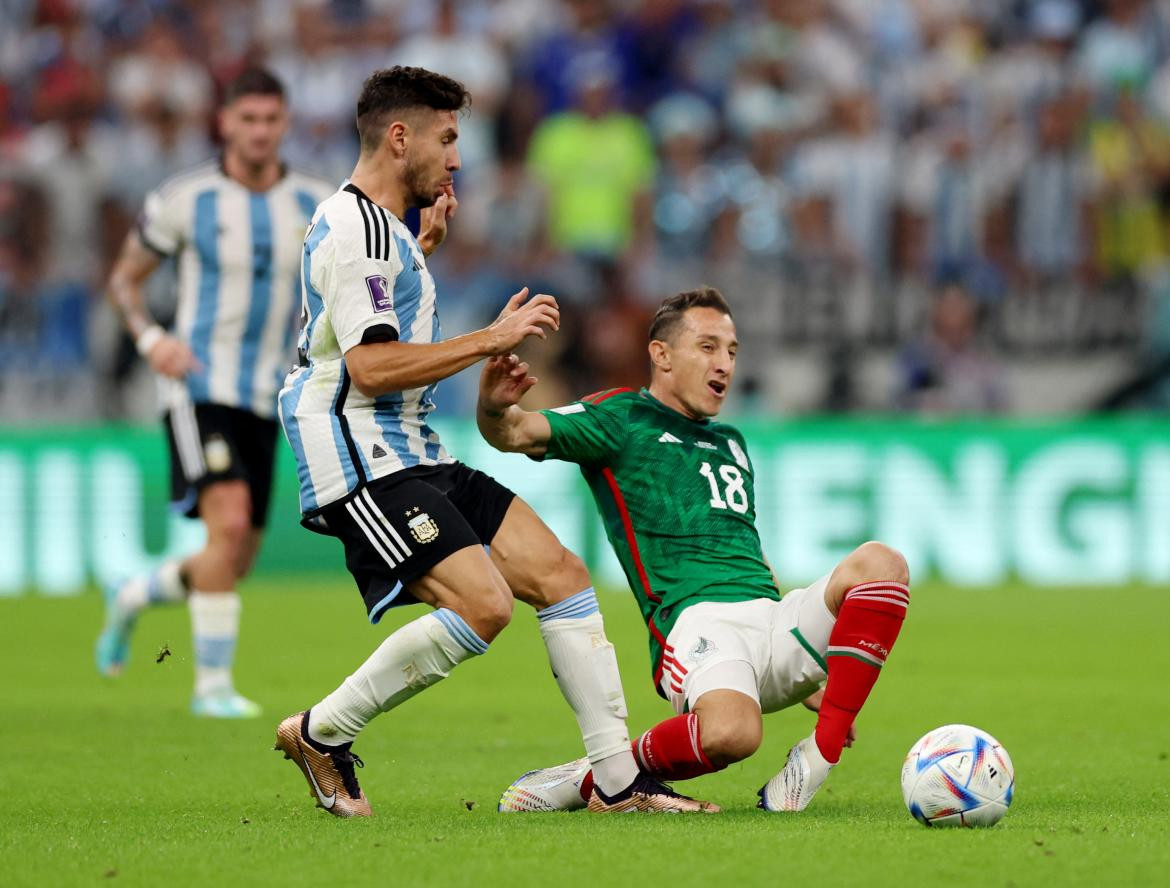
[538,588,639,795]
[116,559,186,614]
[189,591,240,697]
[308,608,488,747]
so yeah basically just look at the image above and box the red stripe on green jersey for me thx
[540,388,779,693]
[582,387,633,405]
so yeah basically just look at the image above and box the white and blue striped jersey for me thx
[138,159,334,419]
[279,181,453,519]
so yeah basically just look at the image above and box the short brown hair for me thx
[223,67,285,105]
[356,66,471,153]
[648,287,733,344]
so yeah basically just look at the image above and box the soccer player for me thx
[97,68,351,717]
[479,288,911,812]
[271,66,709,818]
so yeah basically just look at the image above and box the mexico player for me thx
[479,288,911,812]
[271,67,708,817]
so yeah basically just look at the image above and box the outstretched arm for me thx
[345,288,559,398]
[477,354,552,457]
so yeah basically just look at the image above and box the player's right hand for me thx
[486,287,560,354]
[147,334,200,379]
[480,353,538,410]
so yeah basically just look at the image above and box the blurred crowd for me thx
[6,0,1170,420]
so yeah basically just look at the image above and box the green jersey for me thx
[539,387,779,690]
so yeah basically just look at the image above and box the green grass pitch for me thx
[1,579,1167,887]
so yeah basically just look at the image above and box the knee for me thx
[549,547,592,600]
[208,511,252,560]
[525,547,592,610]
[466,583,513,642]
[847,541,910,587]
[699,711,762,768]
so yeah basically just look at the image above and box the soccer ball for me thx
[900,724,1015,827]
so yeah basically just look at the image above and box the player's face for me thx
[220,94,287,167]
[404,109,460,209]
[660,307,737,419]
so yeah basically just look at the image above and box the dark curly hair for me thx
[356,66,470,153]
[649,287,734,344]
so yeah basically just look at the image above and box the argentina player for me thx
[272,67,709,817]
[98,69,340,718]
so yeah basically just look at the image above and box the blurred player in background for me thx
[96,68,341,717]
[480,288,911,812]
[272,66,708,818]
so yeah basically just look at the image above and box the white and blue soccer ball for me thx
[900,724,1015,827]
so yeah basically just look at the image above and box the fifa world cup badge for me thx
[407,510,440,544]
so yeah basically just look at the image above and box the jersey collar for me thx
[639,388,711,425]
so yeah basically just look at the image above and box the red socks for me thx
[578,713,720,801]
[815,581,909,764]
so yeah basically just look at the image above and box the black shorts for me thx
[318,462,516,623]
[165,402,279,529]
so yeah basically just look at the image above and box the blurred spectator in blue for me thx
[108,19,213,133]
[526,57,656,263]
[613,0,698,111]
[396,0,509,179]
[268,4,362,184]
[647,92,728,262]
[1017,91,1097,281]
[523,0,622,114]
[791,89,896,274]
[896,282,1007,414]
[680,0,746,105]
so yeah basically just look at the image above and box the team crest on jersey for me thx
[687,636,718,664]
[366,274,393,313]
[728,439,749,470]
[204,435,232,473]
[406,508,439,544]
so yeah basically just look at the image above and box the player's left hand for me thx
[418,185,457,256]
[480,353,538,411]
[800,688,856,748]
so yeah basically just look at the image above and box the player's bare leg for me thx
[760,541,910,812]
[492,498,716,813]
[98,479,261,717]
[175,481,262,718]
[276,545,511,818]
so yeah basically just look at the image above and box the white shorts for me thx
[658,576,835,715]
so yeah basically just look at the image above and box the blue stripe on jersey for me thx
[302,219,331,346]
[420,311,442,460]
[372,391,419,468]
[278,369,317,513]
[367,232,427,466]
[189,190,220,402]
[391,234,423,342]
[237,192,273,409]
[295,189,319,221]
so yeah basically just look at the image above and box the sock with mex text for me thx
[189,590,241,698]
[578,713,721,802]
[117,559,187,615]
[537,588,639,796]
[815,581,910,763]
[307,608,487,748]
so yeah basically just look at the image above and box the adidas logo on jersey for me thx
[695,441,717,450]
[658,432,682,444]
[371,443,388,459]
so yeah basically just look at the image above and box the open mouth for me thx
[707,380,726,398]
